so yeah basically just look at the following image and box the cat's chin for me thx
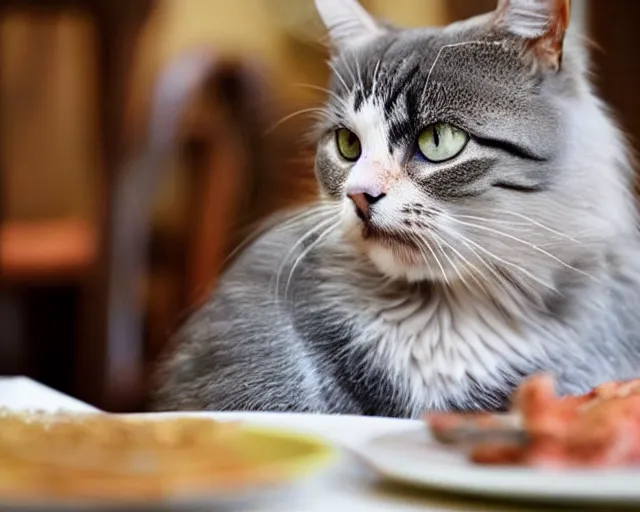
[366,244,449,284]
[340,217,459,283]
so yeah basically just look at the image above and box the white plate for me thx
[355,426,640,505]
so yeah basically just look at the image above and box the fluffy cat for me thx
[153,0,640,417]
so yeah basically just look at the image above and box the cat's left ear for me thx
[314,0,384,50]
[492,0,571,70]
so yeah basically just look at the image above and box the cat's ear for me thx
[314,0,383,49]
[492,0,571,70]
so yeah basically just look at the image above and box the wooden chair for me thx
[0,34,296,411]
[137,52,320,407]
[117,50,280,407]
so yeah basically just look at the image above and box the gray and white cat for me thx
[153,0,640,417]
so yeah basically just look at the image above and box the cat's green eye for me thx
[417,123,469,162]
[336,128,361,162]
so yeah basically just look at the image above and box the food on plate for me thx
[425,375,640,468]
[0,409,268,501]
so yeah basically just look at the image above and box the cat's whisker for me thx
[264,108,329,136]
[277,207,340,240]
[336,53,357,91]
[431,230,491,296]
[460,242,541,300]
[278,203,341,226]
[406,233,434,277]
[292,83,348,107]
[433,222,536,302]
[344,57,358,90]
[448,229,560,296]
[274,213,341,305]
[451,215,577,250]
[444,232,508,290]
[414,232,450,286]
[408,233,435,279]
[326,60,351,93]
[442,214,594,280]
[354,56,366,97]
[436,218,548,294]
[433,223,532,301]
[226,204,340,266]
[454,215,532,227]
[283,219,341,303]
[430,231,471,291]
[458,211,583,245]
[471,241,541,303]
[371,59,382,97]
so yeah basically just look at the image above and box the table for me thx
[0,376,99,413]
[0,377,582,511]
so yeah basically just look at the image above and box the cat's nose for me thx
[347,190,386,221]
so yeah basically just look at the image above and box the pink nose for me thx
[346,188,386,221]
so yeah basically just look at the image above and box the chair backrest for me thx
[105,49,290,410]
[179,58,271,310]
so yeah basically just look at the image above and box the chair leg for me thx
[0,290,26,376]
[77,4,154,412]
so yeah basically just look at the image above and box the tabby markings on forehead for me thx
[338,39,514,154]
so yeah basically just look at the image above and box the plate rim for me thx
[355,426,640,504]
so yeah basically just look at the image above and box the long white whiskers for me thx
[446,228,559,295]
[282,219,341,302]
[407,233,433,277]
[225,204,339,266]
[442,214,592,279]
[274,214,341,304]
[438,228,513,294]
[292,83,349,109]
[431,230,491,296]
[415,232,450,286]
[371,59,382,97]
[354,56,366,96]
[264,107,328,136]
[327,60,351,93]
[455,211,582,245]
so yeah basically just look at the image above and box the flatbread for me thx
[0,409,275,502]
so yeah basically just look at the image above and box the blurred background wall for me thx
[1,0,590,222]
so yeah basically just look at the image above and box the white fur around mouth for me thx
[363,238,453,283]
[340,215,460,284]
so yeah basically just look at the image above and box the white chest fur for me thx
[344,281,546,415]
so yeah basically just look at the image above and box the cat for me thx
[153,0,640,417]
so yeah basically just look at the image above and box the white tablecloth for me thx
[0,377,99,413]
[0,377,557,512]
